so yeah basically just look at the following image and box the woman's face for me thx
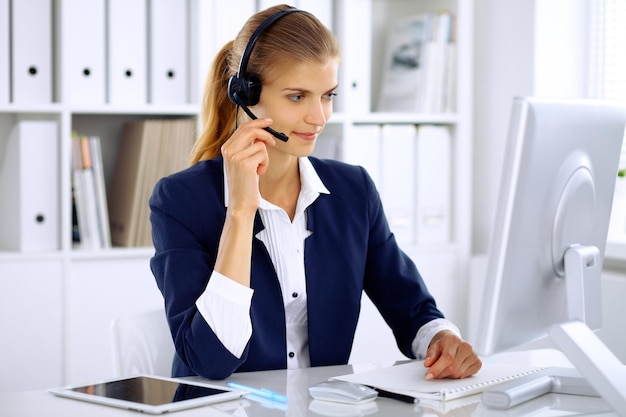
[249,57,339,158]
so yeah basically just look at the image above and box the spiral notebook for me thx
[332,360,546,402]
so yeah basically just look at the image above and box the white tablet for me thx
[48,374,246,414]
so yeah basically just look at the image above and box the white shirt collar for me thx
[223,157,330,209]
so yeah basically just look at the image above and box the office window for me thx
[591,0,626,245]
[589,0,626,171]
[588,0,626,100]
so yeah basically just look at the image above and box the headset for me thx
[227,8,306,142]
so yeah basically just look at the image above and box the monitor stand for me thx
[551,321,626,416]
[482,245,626,415]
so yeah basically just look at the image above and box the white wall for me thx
[472,0,535,254]
[472,0,605,254]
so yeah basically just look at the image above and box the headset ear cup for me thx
[244,74,262,106]
[227,74,262,106]
[227,75,243,105]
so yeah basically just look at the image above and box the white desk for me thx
[1,350,618,417]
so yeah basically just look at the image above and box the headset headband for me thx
[236,8,303,80]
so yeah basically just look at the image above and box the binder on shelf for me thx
[149,0,188,104]
[341,0,371,113]
[10,0,52,103]
[311,134,340,160]
[415,125,451,244]
[0,121,58,251]
[381,124,417,245]
[342,124,382,190]
[108,0,147,105]
[108,118,196,247]
[0,0,9,104]
[62,0,105,104]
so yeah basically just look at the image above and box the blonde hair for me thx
[189,4,341,164]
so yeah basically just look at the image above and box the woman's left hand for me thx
[423,330,482,380]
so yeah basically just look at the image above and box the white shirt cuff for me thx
[411,318,461,359]
[195,271,254,358]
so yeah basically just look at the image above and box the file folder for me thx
[149,0,188,104]
[339,0,371,113]
[11,0,52,103]
[415,125,451,244]
[0,120,58,251]
[381,124,417,245]
[343,124,382,190]
[0,0,9,104]
[108,0,147,105]
[62,0,105,104]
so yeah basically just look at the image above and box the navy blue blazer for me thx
[149,156,444,380]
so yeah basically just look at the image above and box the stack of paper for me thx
[108,118,197,247]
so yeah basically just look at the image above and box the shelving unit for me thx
[0,0,200,392]
[0,0,473,390]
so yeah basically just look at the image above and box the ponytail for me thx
[189,41,237,164]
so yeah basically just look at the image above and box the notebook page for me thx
[332,360,546,401]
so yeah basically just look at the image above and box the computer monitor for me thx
[475,97,626,413]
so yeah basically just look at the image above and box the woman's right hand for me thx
[220,118,277,213]
[214,118,277,287]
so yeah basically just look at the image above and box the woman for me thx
[150,4,481,381]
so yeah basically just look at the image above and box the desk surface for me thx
[1,350,617,417]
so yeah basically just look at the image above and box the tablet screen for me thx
[70,376,231,406]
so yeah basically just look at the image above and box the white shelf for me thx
[68,246,154,261]
[329,112,459,125]
[0,104,199,116]
[0,104,65,114]
[69,104,200,116]
[352,113,460,125]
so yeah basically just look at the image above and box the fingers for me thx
[424,332,482,380]
[221,119,277,211]
[221,118,277,168]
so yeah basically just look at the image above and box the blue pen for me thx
[227,382,288,403]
